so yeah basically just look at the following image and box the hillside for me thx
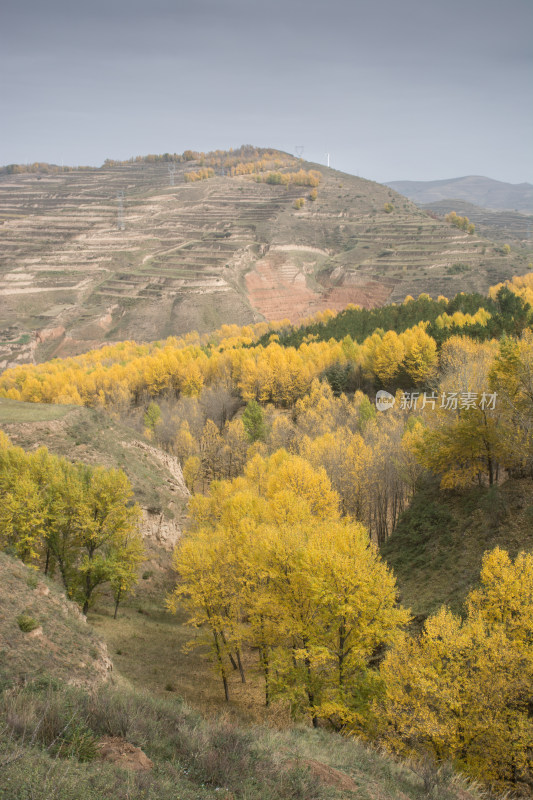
[381,477,533,621]
[0,551,480,800]
[0,551,112,689]
[1,149,528,368]
[0,398,188,557]
[1,296,531,794]
[420,199,533,247]
[386,175,533,213]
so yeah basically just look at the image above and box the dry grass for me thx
[0,552,110,690]
[90,597,291,727]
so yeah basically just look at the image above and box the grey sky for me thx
[1,0,532,183]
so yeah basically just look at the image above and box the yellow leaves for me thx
[439,335,497,394]
[435,308,491,329]
[0,473,45,564]
[361,325,438,386]
[401,325,438,383]
[183,455,200,492]
[365,330,405,383]
[174,420,197,463]
[0,439,143,611]
[260,169,321,187]
[490,330,533,449]
[467,547,533,644]
[265,451,340,522]
[294,378,338,437]
[377,549,533,787]
[445,211,474,234]
[173,459,408,719]
[184,167,215,182]
[489,270,533,306]
[412,410,503,489]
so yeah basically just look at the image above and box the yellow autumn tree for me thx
[400,324,438,383]
[377,548,533,789]
[169,450,408,722]
[366,330,405,385]
[410,336,508,487]
[490,331,533,475]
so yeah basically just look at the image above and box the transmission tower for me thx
[168,164,176,186]
[117,191,125,231]
[325,153,330,168]
[295,145,304,159]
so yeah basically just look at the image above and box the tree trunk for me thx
[236,649,246,684]
[303,641,318,728]
[213,629,229,702]
[338,619,346,690]
[220,629,238,670]
[259,617,270,706]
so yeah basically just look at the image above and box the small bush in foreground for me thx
[16,613,38,632]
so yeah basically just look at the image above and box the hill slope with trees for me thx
[2,271,533,795]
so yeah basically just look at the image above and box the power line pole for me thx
[168,164,176,186]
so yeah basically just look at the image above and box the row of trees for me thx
[184,168,215,182]
[267,284,532,349]
[0,434,144,615]
[259,169,322,187]
[0,324,438,409]
[445,211,475,234]
[2,278,530,411]
[1,163,92,175]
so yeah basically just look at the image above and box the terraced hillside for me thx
[0,152,529,367]
[421,199,533,248]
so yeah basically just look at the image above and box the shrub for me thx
[17,613,39,633]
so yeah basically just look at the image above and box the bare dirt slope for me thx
[1,154,528,367]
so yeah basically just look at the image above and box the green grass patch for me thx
[382,476,533,620]
[0,398,74,424]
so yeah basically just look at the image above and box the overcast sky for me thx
[1,0,532,183]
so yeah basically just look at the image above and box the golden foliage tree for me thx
[377,548,533,789]
[0,434,144,614]
[168,451,408,720]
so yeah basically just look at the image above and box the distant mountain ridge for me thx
[386,175,533,213]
